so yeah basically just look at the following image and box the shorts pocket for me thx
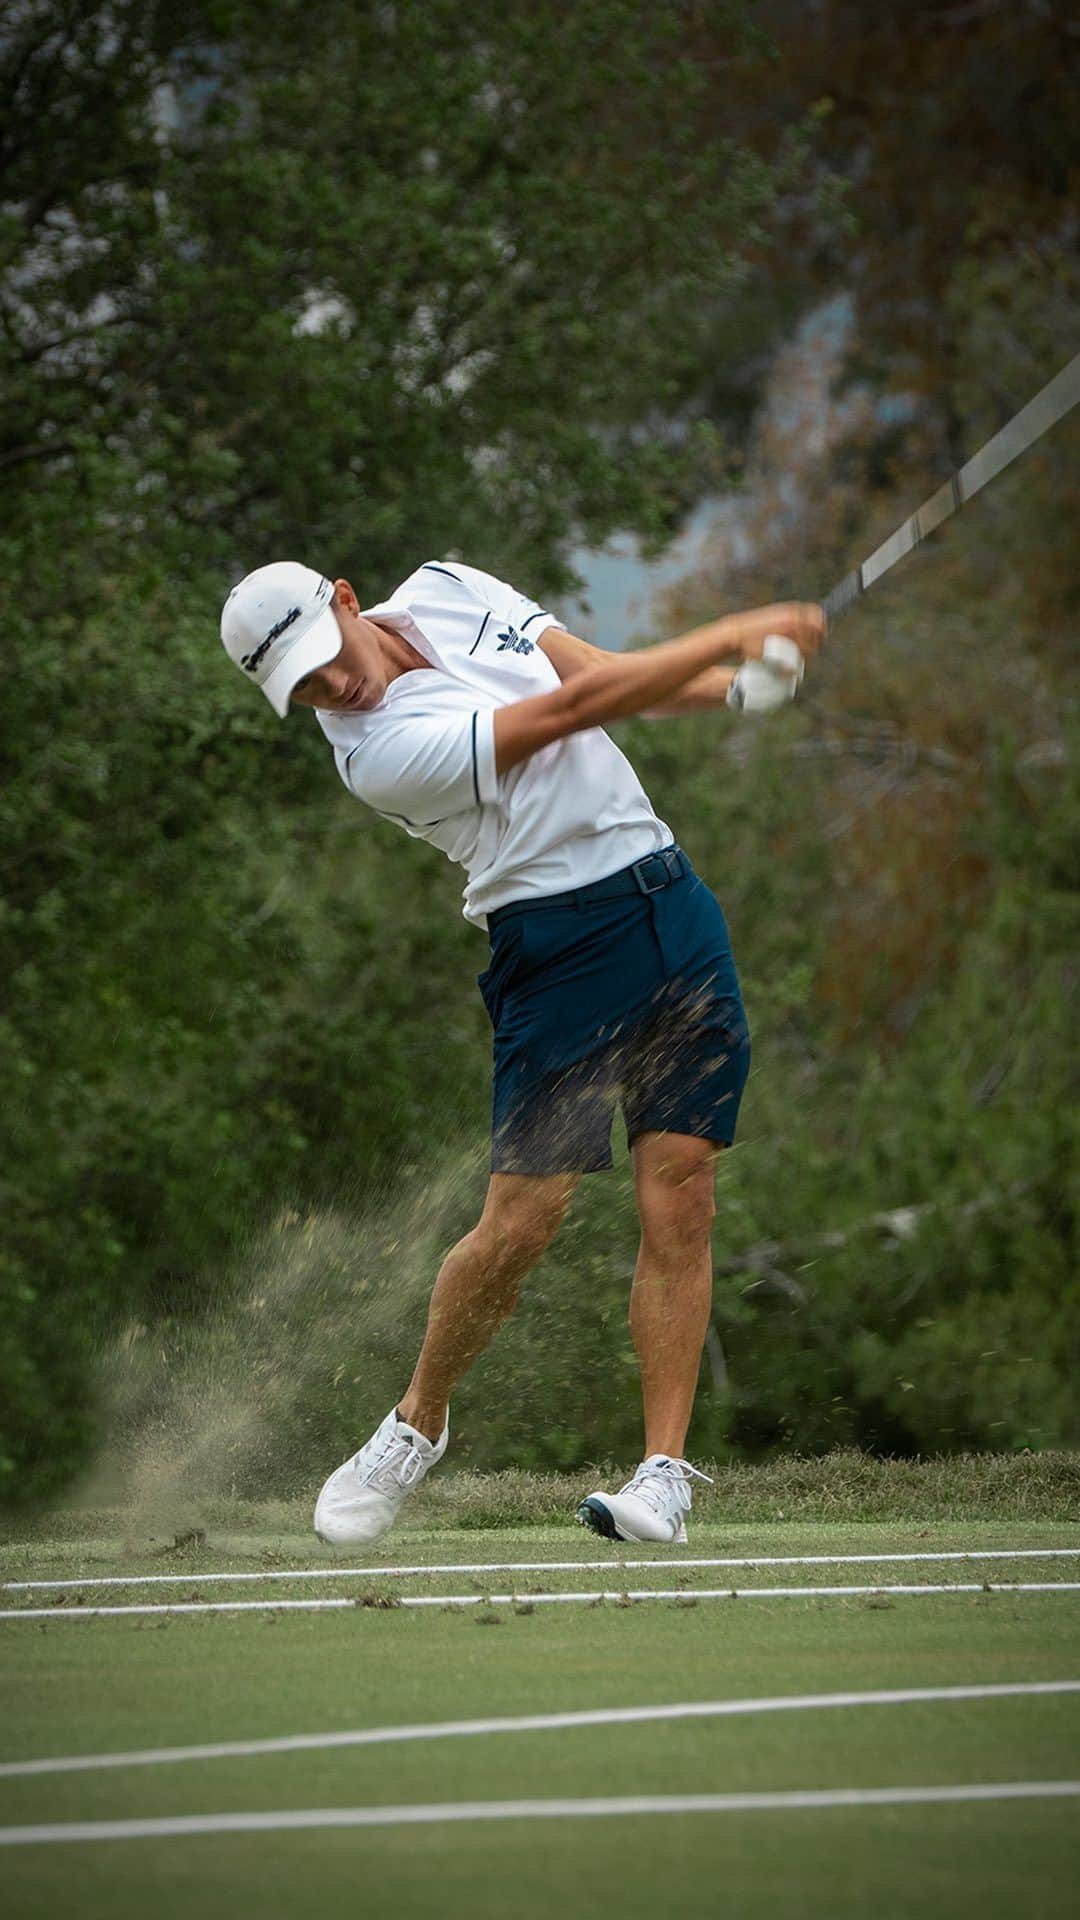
[517,906,582,977]
[518,896,650,979]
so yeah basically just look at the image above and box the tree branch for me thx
[0,439,76,473]
[714,1182,1030,1288]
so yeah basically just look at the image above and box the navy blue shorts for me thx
[476,845,751,1176]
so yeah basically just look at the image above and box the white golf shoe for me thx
[576,1454,712,1545]
[314,1406,448,1547]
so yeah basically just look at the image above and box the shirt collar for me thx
[360,599,445,673]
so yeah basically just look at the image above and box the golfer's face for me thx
[289,606,387,713]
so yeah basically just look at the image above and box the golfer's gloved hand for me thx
[726,634,806,714]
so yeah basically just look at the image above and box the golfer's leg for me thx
[397,1170,579,1441]
[629,1131,722,1459]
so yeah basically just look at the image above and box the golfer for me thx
[221,559,824,1545]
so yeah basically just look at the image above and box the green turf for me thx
[5,1449,1077,1546]
[6,1804,1079,1920]
[3,1512,1079,1585]
[2,1514,1079,1917]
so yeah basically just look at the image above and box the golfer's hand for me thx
[725,603,824,716]
[740,602,826,665]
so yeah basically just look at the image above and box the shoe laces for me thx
[619,1456,713,1517]
[352,1428,425,1493]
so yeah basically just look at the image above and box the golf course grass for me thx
[2,1491,1079,1918]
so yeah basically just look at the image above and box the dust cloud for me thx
[88,1141,489,1538]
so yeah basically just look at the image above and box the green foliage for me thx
[1,0,815,1500]
[1,1,1076,1504]
[3,0,805,585]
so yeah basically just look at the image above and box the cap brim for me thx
[259,605,343,718]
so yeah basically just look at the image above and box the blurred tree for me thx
[713,0,1080,440]
[0,0,821,1499]
[1,0,823,584]
[2,0,1074,1504]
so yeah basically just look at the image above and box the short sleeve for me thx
[342,710,498,823]
[436,561,566,645]
[503,583,567,643]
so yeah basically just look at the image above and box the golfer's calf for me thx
[312,1173,577,1547]
[400,1173,579,1430]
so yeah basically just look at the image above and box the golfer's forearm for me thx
[566,612,766,730]
[641,664,737,717]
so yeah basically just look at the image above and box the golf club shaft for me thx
[823,350,1080,624]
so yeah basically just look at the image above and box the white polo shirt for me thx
[315,560,671,927]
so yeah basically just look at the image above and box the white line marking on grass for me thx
[6,1549,1079,1594]
[2,1682,1076,1779]
[1,1781,1078,1846]
[4,1581,1080,1622]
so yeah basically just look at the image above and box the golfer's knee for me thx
[486,1201,567,1266]
[636,1152,717,1254]
[478,1174,576,1267]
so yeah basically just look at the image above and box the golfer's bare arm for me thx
[492,604,824,777]
[538,628,732,719]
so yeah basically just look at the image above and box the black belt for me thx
[487,844,688,932]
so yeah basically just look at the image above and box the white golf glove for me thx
[726,634,806,714]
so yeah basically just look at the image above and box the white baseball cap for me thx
[220,562,342,717]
